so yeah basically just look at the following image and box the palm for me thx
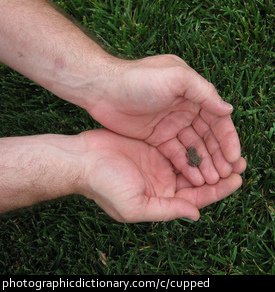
[82,129,243,223]
[89,55,241,186]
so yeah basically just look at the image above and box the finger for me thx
[178,127,220,184]
[176,173,243,209]
[200,110,241,163]
[232,157,247,174]
[140,196,200,222]
[145,100,199,146]
[176,174,194,190]
[211,149,233,178]
[178,65,233,116]
[192,115,233,178]
[158,138,205,186]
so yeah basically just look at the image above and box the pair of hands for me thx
[80,55,246,223]
[0,2,245,222]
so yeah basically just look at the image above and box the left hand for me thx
[79,129,245,223]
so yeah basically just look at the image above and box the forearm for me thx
[0,134,84,213]
[0,0,117,110]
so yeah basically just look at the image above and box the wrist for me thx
[0,134,85,213]
[51,50,122,111]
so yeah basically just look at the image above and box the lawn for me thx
[0,0,274,275]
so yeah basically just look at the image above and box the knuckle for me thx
[206,82,218,96]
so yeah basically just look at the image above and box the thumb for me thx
[141,197,200,222]
[180,65,233,116]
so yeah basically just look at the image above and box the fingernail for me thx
[223,101,233,110]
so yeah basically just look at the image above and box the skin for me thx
[0,0,247,222]
[0,130,246,222]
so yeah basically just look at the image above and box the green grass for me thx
[0,0,274,275]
